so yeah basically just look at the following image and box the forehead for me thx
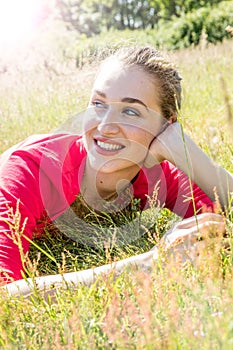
[92,58,157,104]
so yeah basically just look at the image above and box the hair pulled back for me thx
[105,46,182,120]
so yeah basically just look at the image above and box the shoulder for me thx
[0,133,87,177]
[1,133,86,161]
[2,133,83,153]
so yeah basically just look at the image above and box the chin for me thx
[90,161,120,174]
[92,159,142,177]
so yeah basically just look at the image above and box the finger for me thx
[167,240,206,266]
[160,214,224,246]
[175,213,223,230]
[144,148,161,167]
[162,216,224,242]
[190,220,226,239]
[162,220,225,249]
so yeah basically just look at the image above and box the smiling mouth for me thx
[95,140,125,151]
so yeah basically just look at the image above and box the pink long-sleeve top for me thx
[0,133,214,282]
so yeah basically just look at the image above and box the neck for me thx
[81,159,140,207]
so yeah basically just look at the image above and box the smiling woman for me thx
[0,0,47,47]
[83,60,164,180]
[0,45,232,298]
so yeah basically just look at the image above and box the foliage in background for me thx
[55,0,233,50]
[70,0,233,66]
[155,0,233,49]
[55,0,227,34]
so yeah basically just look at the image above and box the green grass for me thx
[0,33,233,349]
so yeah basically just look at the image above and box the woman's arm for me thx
[2,248,158,298]
[145,122,233,210]
[2,213,224,299]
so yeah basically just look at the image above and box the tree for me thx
[55,0,101,36]
[55,0,229,35]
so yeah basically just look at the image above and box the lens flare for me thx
[0,0,46,47]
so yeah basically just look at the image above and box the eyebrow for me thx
[93,90,149,110]
[121,97,148,110]
[93,90,106,98]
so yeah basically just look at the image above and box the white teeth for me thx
[97,140,123,151]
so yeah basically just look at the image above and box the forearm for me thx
[2,250,157,298]
[156,123,233,209]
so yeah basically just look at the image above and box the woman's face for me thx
[83,59,166,175]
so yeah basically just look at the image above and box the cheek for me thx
[82,121,96,151]
[82,112,99,136]
[144,132,155,146]
[132,129,154,148]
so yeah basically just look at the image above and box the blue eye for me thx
[123,108,140,117]
[91,100,107,109]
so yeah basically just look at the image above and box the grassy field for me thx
[0,34,233,349]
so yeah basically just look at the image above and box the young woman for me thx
[0,46,232,297]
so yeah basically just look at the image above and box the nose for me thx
[97,107,120,135]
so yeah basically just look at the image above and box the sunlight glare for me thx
[0,0,43,47]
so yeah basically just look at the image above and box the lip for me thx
[94,137,125,154]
